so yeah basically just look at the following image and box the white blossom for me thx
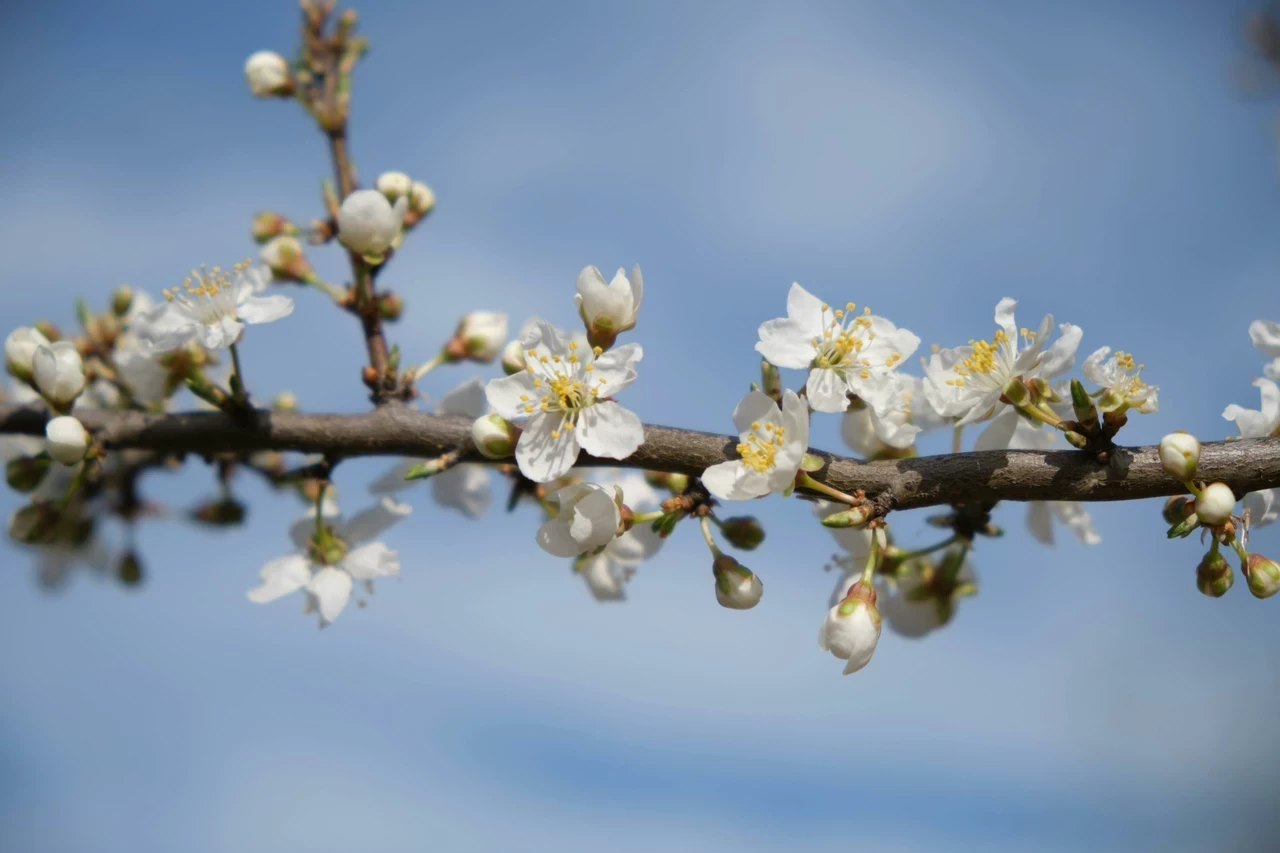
[812,500,874,606]
[536,482,621,558]
[1249,319,1280,380]
[573,472,663,601]
[702,390,809,500]
[32,342,86,407]
[452,311,509,362]
[1223,377,1279,530]
[244,51,290,96]
[5,327,50,379]
[877,559,977,639]
[486,320,643,482]
[1082,346,1157,413]
[138,262,293,352]
[337,189,407,257]
[409,182,435,217]
[923,297,1081,426]
[841,375,943,457]
[818,587,882,674]
[756,282,919,414]
[575,265,643,343]
[45,416,88,465]
[248,498,411,628]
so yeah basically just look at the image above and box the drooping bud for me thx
[500,338,526,375]
[1162,495,1195,526]
[1158,432,1200,482]
[190,497,247,527]
[821,505,871,529]
[110,286,135,318]
[471,414,520,459]
[251,211,298,243]
[1244,553,1280,599]
[1196,550,1234,598]
[760,359,782,403]
[336,189,406,259]
[44,416,88,465]
[5,326,51,382]
[375,171,413,202]
[116,550,144,586]
[244,50,293,97]
[818,581,882,675]
[5,455,50,493]
[32,342,86,410]
[445,312,508,363]
[261,236,314,282]
[713,554,763,609]
[1195,482,1236,526]
[719,516,765,550]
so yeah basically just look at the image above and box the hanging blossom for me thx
[841,375,944,458]
[756,282,920,414]
[923,297,1081,427]
[535,482,622,558]
[1008,409,1100,545]
[573,471,664,601]
[1223,376,1279,530]
[247,498,410,628]
[485,320,643,483]
[1250,319,1280,380]
[138,261,293,352]
[702,389,809,500]
[1082,346,1158,414]
[369,378,492,517]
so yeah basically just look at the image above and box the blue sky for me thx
[2,1,1280,851]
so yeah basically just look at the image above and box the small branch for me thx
[3,403,1279,511]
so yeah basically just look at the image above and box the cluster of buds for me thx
[6,328,92,465]
[375,171,435,229]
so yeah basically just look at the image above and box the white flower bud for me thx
[535,483,621,557]
[5,326,51,381]
[1195,482,1236,525]
[45,415,88,465]
[713,554,763,609]
[375,171,413,201]
[409,181,436,217]
[1158,432,1200,482]
[337,189,407,258]
[575,264,643,350]
[471,414,519,459]
[500,338,527,374]
[449,312,508,363]
[260,235,313,282]
[244,51,291,97]
[32,342,85,408]
[818,582,882,675]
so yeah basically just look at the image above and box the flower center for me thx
[308,525,348,566]
[519,340,611,439]
[942,328,1011,388]
[738,420,786,473]
[810,302,874,370]
[163,260,251,325]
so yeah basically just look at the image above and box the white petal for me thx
[1038,323,1081,378]
[432,464,491,517]
[515,411,581,482]
[755,318,816,369]
[576,401,644,460]
[536,517,587,557]
[340,541,400,580]
[484,373,538,421]
[1052,501,1100,545]
[1026,502,1055,546]
[779,389,811,454]
[785,282,826,335]
[730,391,781,436]
[1249,319,1280,357]
[1082,346,1112,387]
[1244,488,1278,529]
[306,567,353,627]
[973,409,1019,451]
[199,317,243,350]
[590,343,642,395]
[238,294,294,325]
[805,368,850,413]
[289,503,339,551]
[701,461,770,500]
[247,554,312,603]
[993,297,1018,342]
[339,497,412,544]
[436,377,487,418]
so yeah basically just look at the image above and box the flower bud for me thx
[190,497,247,527]
[408,181,435,219]
[821,505,871,529]
[44,416,88,465]
[375,171,413,202]
[760,359,782,402]
[272,391,299,413]
[471,414,519,459]
[337,189,406,258]
[377,291,404,321]
[1158,432,1200,482]
[110,286,135,318]
[1162,495,1195,526]
[260,236,314,282]
[244,50,293,97]
[251,211,297,243]
[713,554,763,609]
[32,342,85,409]
[1000,376,1030,406]
[1196,551,1234,598]
[719,516,765,550]
[575,265,643,351]
[8,503,61,545]
[1069,378,1098,430]
[1244,553,1280,599]
[818,581,882,675]
[5,455,50,493]
[116,550,144,586]
[500,338,526,374]
[446,312,508,363]
[1194,482,1235,526]
[5,326,50,381]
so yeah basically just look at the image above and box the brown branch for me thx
[4,403,1279,511]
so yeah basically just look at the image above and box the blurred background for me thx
[3,0,1280,850]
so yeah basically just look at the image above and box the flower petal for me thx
[576,401,644,460]
[1038,322,1081,378]
[485,373,538,421]
[247,554,312,603]
[1025,502,1055,546]
[238,294,294,325]
[536,516,587,557]
[590,343,642,395]
[432,464,491,518]
[305,566,353,627]
[805,367,850,413]
[368,459,420,495]
[341,541,400,581]
[755,318,816,369]
[1250,319,1280,357]
[730,391,781,437]
[515,411,581,482]
[436,377,487,418]
[339,497,412,544]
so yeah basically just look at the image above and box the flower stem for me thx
[630,509,665,524]
[229,342,248,404]
[952,424,964,454]
[314,482,328,541]
[892,535,959,562]
[796,471,859,505]
[307,277,348,303]
[699,516,722,556]
[413,352,446,382]
[1016,403,1062,428]
[57,462,89,511]
[859,539,880,585]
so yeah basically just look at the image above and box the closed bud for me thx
[1001,376,1030,406]
[1158,432,1200,482]
[5,326,51,381]
[1069,378,1098,429]
[471,414,519,459]
[408,181,435,219]
[5,456,50,493]
[44,416,88,465]
[8,502,61,545]
[576,265,642,351]
[818,581,882,675]
[1063,430,1089,449]
[500,338,526,374]
[361,365,380,388]
[1162,495,1195,526]
[32,343,86,409]
[445,312,508,363]
[719,516,765,550]
[251,211,298,243]
[261,236,314,282]
[337,189,406,259]
[116,551,144,586]
[821,505,871,529]
[375,171,413,202]
[271,391,298,413]
[190,497,247,527]
[1244,553,1280,599]
[760,359,782,402]
[1196,551,1234,598]
[713,554,763,609]
[110,286,134,318]
[244,50,293,97]
[378,291,404,321]
[1194,482,1236,526]
[33,320,61,342]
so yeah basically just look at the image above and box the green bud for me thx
[6,456,51,493]
[1196,551,1233,598]
[1063,430,1089,450]
[111,286,135,318]
[760,359,782,401]
[1162,495,1194,526]
[1069,378,1098,429]
[1244,553,1280,599]
[471,415,519,460]
[190,498,247,527]
[405,458,449,480]
[821,505,871,529]
[719,516,765,550]
[8,503,61,545]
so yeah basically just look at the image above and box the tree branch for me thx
[4,403,1279,511]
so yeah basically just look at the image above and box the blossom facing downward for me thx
[572,472,664,601]
[139,261,293,352]
[45,416,88,465]
[32,342,86,408]
[1083,346,1158,413]
[486,320,643,482]
[818,581,882,674]
[5,327,50,381]
[923,297,1081,426]
[247,498,411,628]
[244,51,291,96]
[575,265,643,349]
[536,482,621,558]
[713,554,763,609]
[702,389,809,501]
[336,189,408,258]
[756,282,920,414]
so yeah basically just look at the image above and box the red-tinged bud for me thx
[1244,553,1280,599]
[1196,551,1234,598]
